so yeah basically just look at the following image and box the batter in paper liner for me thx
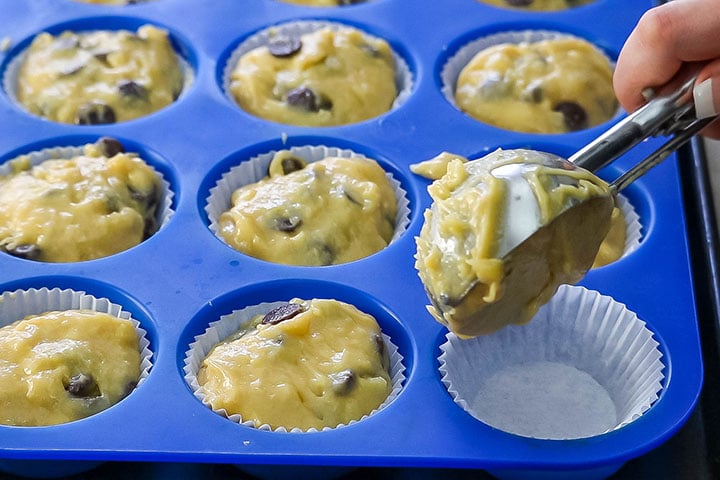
[16,25,183,124]
[455,37,617,133]
[413,150,614,337]
[0,138,162,262]
[197,298,392,430]
[229,26,397,126]
[217,151,397,265]
[0,310,141,426]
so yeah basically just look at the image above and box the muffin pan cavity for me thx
[0,135,176,263]
[1,16,196,124]
[439,27,620,134]
[219,19,414,126]
[183,280,408,432]
[0,0,704,478]
[203,140,412,265]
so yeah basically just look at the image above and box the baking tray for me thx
[0,0,706,478]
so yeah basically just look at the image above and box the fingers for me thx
[614,0,720,113]
[696,61,720,138]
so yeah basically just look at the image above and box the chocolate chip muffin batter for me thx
[478,0,594,10]
[197,298,392,430]
[217,151,397,265]
[0,137,163,262]
[16,24,184,124]
[0,309,142,426]
[412,151,627,270]
[454,37,617,133]
[414,150,613,337]
[229,26,397,126]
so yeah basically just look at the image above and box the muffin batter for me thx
[0,309,142,427]
[414,150,613,337]
[16,25,184,124]
[217,151,397,265]
[197,298,392,430]
[229,26,397,126]
[412,152,627,269]
[455,37,617,133]
[0,137,163,262]
[478,0,594,11]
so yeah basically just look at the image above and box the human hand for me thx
[613,0,720,138]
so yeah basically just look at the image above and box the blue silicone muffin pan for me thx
[0,0,704,478]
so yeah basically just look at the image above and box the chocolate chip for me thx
[268,36,302,58]
[273,216,302,233]
[144,216,158,239]
[122,381,138,398]
[343,189,361,206]
[330,370,357,395]
[553,101,588,131]
[118,80,148,100]
[286,87,320,112]
[261,303,304,325]
[280,156,306,175]
[315,243,335,265]
[76,102,116,125]
[129,183,159,208]
[505,0,533,5]
[97,137,125,157]
[65,373,101,398]
[94,52,111,66]
[523,83,543,103]
[4,244,41,261]
[375,334,390,372]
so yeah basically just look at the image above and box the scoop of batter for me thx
[414,150,614,337]
[197,298,392,430]
[0,309,142,426]
[217,151,397,265]
[455,37,616,133]
[16,24,184,124]
[412,152,626,270]
[0,137,163,262]
[229,26,397,126]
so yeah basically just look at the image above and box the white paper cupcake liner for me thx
[614,192,642,260]
[441,29,621,121]
[2,28,193,121]
[222,20,412,114]
[183,300,406,433]
[0,141,175,232]
[206,144,410,247]
[439,284,664,440]
[0,287,153,389]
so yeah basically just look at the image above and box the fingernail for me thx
[694,77,719,118]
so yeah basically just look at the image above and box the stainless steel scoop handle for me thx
[568,72,716,191]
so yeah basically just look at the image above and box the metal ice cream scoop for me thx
[496,72,715,258]
[420,71,718,337]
